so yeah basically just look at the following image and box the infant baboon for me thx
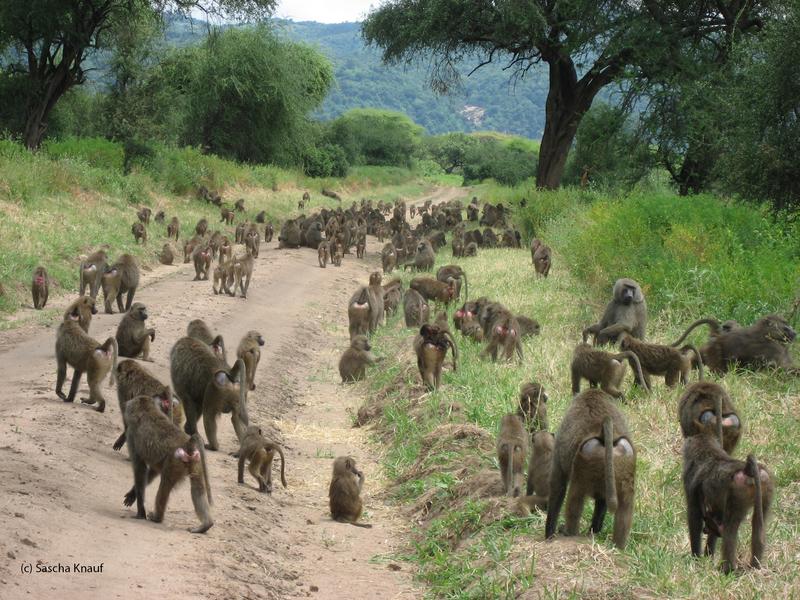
[237,425,287,493]
[367,272,384,333]
[570,342,648,399]
[413,323,457,390]
[403,288,430,328]
[329,456,372,527]
[137,207,151,224]
[55,320,118,412]
[348,287,372,339]
[115,303,155,361]
[192,245,212,281]
[331,241,343,266]
[233,252,254,299]
[318,241,330,268]
[31,266,49,309]
[619,332,703,388]
[497,413,528,497]
[212,259,235,296]
[159,244,174,265]
[339,335,379,383]
[237,331,265,391]
[518,381,548,432]
[382,278,403,317]
[167,216,179,241]
[102,254,140,314]
[154,210,165,223]
[131,222,147,244]
[546,389,636,549]
[123,394,213,534]
[195,218,209,236]
[526,430,554,502]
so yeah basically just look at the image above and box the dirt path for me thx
[0,185,464,599]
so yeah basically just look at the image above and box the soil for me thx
[0,186,464,599]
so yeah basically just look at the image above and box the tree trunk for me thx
[22,56,78,150]
[675,142,712,195]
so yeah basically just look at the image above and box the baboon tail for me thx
[444,331,458,371]
[670,318,720,347]
[194,433,213,506]
[714,391,724,446]
[682,344,704,380]
[506,444,515,498]
[746,454,765,564]
[462,272,468,302]
[603,417,618,513]
[108,338,118,386]
[268,442,288,488]
[234,358,249,427]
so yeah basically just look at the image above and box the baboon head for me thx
[245,331,265,347]
[613,278,644,306]
[351,335,371,351]
[128,303,148,320]
[760,314,796,344]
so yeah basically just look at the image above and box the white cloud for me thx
[275,0,380,23]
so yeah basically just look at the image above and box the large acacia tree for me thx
[363,0,768,189]
[0,0,276,149]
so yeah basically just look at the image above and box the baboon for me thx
[356,234,366,259]
[183,236,201,263]
[212,259,236,296]
[404,240,435,271]
[381,243,397,274]
[518,381,548,432]
[233,252,254,299]
[237,331,264,391]
[339,335,379,383]
[31,266,49,309]
[195,218,209,236]
[682,429,773,572]
[413,323,457,390]
[570,342,649,399]
[403,288,430,328]
[497,413,528,497]
[220,207,234,225]
[722,319,740,333]
[159,244,174,265]
[235,222,247,245]
[526,430,554,501]
[517,315,541,337]
[546,389,636,549]
[192,245,212,281]
[55,320,118,412]
[79,250,109,299]
[264,222,274,243]
[186,319,227,363]
[163,216,180,241]
[464,241,478,257]
[331,241,343,266]
[482,228,499,247]
[460,313,484,342]
[318,241,330,268]
[329,456,371,527]
[452,235,464,258]
[170,336,249,451]
[116,303,155,361]
[367,272,384,332]
[382,278,403,317]
[278,219,302,248]
[532,240,552,278]
[255,211,266,224]
[427,231,446,252]
[237,425,287,493]
[585,278,648,343]
[122,394,213,534]
[131,222,147,244]
[102,254,140,314]
[63,295,97,333]
[671,315,797,374]
[302,191,310,204]
[618,332,703,388]
[678,382,741,454]
[482,308,523,362]
[137,207,151,224]
[436,265,468,301]
[245,230,261,258]
[410,277,457,306]
[234,198,245,212]
[154,210,165,224]
[113,360,182,451]
[501,228,522,248]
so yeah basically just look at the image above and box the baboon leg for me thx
[125,290,134,312]
[116,292,124,313]
[56,358,69,401]
[603,383,624,400]
[132,459,149,519]
[720,520,742,573]
[149,474,174,523]
[203,404,220,451]
[687,490,705,557]
[113,430,127,451]
[183,404,200,436]
[80,377,106,412]
[189,476,213,533]
[434,366,442,389]
[66,368,83,402]
[262,458,273,493]
[545,468,569,539]
[140,335,151,362]
[590,498,607,534]
[611,500,633,549]
[562,484,585,536]
[665,369,679,388]
[705,532,718,557]
[124,469,157,507]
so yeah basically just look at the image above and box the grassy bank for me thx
[357,186,800,598]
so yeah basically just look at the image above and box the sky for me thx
[275,0,380,23]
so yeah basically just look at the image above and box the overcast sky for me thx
[275,0,380,23]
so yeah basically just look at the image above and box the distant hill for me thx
[158,18,549,139]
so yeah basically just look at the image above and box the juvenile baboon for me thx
[237,331,264,391]
[339,335,379,382]
[545,389,636,549]
[115,303,155,361]
[264,222,274,243]
[234,198,245,212]
[526,430,554,501]
[212,259,235,295]
[55,320,118,412]
[159,244,174,265]
[452,235,465,258]
[278,219,302,248]
[570,342,648,399]
[234,222,247,245]
[482,308,523,362]
[532,241,552,278]
[255,210,266,224]
[170,337,249,451]
[404,240,435,271]
[79,250,109,299]
[131,222,147,244]
[331,241,343,266]
[356,234,366,259]
[671,315,797,374]
[460,313,484,342]
[154,210,165,224]
[237,425,287,493]
[367,272,384,332]
[123,394,213,534]
[410,277,458,306]
[137,207,152,224]
[183,236,200,263]
[233,252,254,299]
[414,323,458,390]
[167,217,179,241]
[682,430,773,572]
[517,315,541,337]
[102,254,140,314]
[302,191,310,204]
[678,382,741,454]
[585,278,648,343]
[482,228,499,247]
[329,456,372,527]
[501,228,522,248]
[192,245,212,281]
[403,288,430,328]
[618,332,703,388]
[382,278,403,317]
[497,413,528,497]
[318,241,330,268]
[31,266,49,309]
[113,360,182,451]
[518,381,549,432]
[409,205,416,218]
[436,265,468,301]
[381,243,397,274]
[245,230,261,258]
[63,295,97,333]
[195,218,209,236]
[464,241,478,257]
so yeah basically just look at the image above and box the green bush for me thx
[44,137,125,171]
[303,143,349,178]
[329,108,423,168]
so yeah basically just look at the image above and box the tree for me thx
[362,0,770,190]
[0,0,276,149]
[329,109,423,168]
[424,133,476,173]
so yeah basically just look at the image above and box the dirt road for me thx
[0,186,464,599]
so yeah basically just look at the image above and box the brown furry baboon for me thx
[382,278,403,317]
[31,266,49,309]
[237,425,287,493]
[619,332,703,388]
[403,289,430,328]
[192,245,212,281]
[264,222,274,243]
[131,222,147,244]
[220,208,234,225]
[329,456,372,527]
[570,342,648,399]
[532,240,552,278]
[113,360,182,451]
[403,240,435,271]
[234,198,245,212]
[436,265,468,301]
[585,278,648,343]
[167,216,179,241]
[63,296,97,333]
[195,218,209,236]
[482,228,498,247]
[339,335,379,383]
[331,241,343,266]
[682,430,773,572]
[518,382,548,432]
[410,277,458,306]
[237,331,264,391]
[159,244,174,265]
[137,207,151,224]
[348,287,372,339]
[278,219,302,248]
[245,230,261,258]
[101,254,140,314]
[186,319,227,363]
[413,323,458,390]
[526,430,554,501]
[460,313,484,342]
[255,210,266,224]
[678,382,741,454]
[318,241,330,268]
[464,241,478,256]
[233,252,254,299]
[497,413,528,497]
[212,259,236,296]
[55,320,118,412]
[482,308,523,362]
[79,250,109,299]
[367,272,384,332]
[517,315,541,337]
[122,394,213,534]
[452,235,465,258]
[154,210,165,223]
[183,236,200,263]
[356,234,366,259]
[170,337,249,451]
[381,242,397,274]
[546,389,636,549]
[115,303,155,361]
[671,315,797,374]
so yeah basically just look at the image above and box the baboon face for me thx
[352,335,370,351]
[129,303,148,320]
[247,331,265,346]
[520,384,548,413]
[614,278,644,306]
[762,315,796,344]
